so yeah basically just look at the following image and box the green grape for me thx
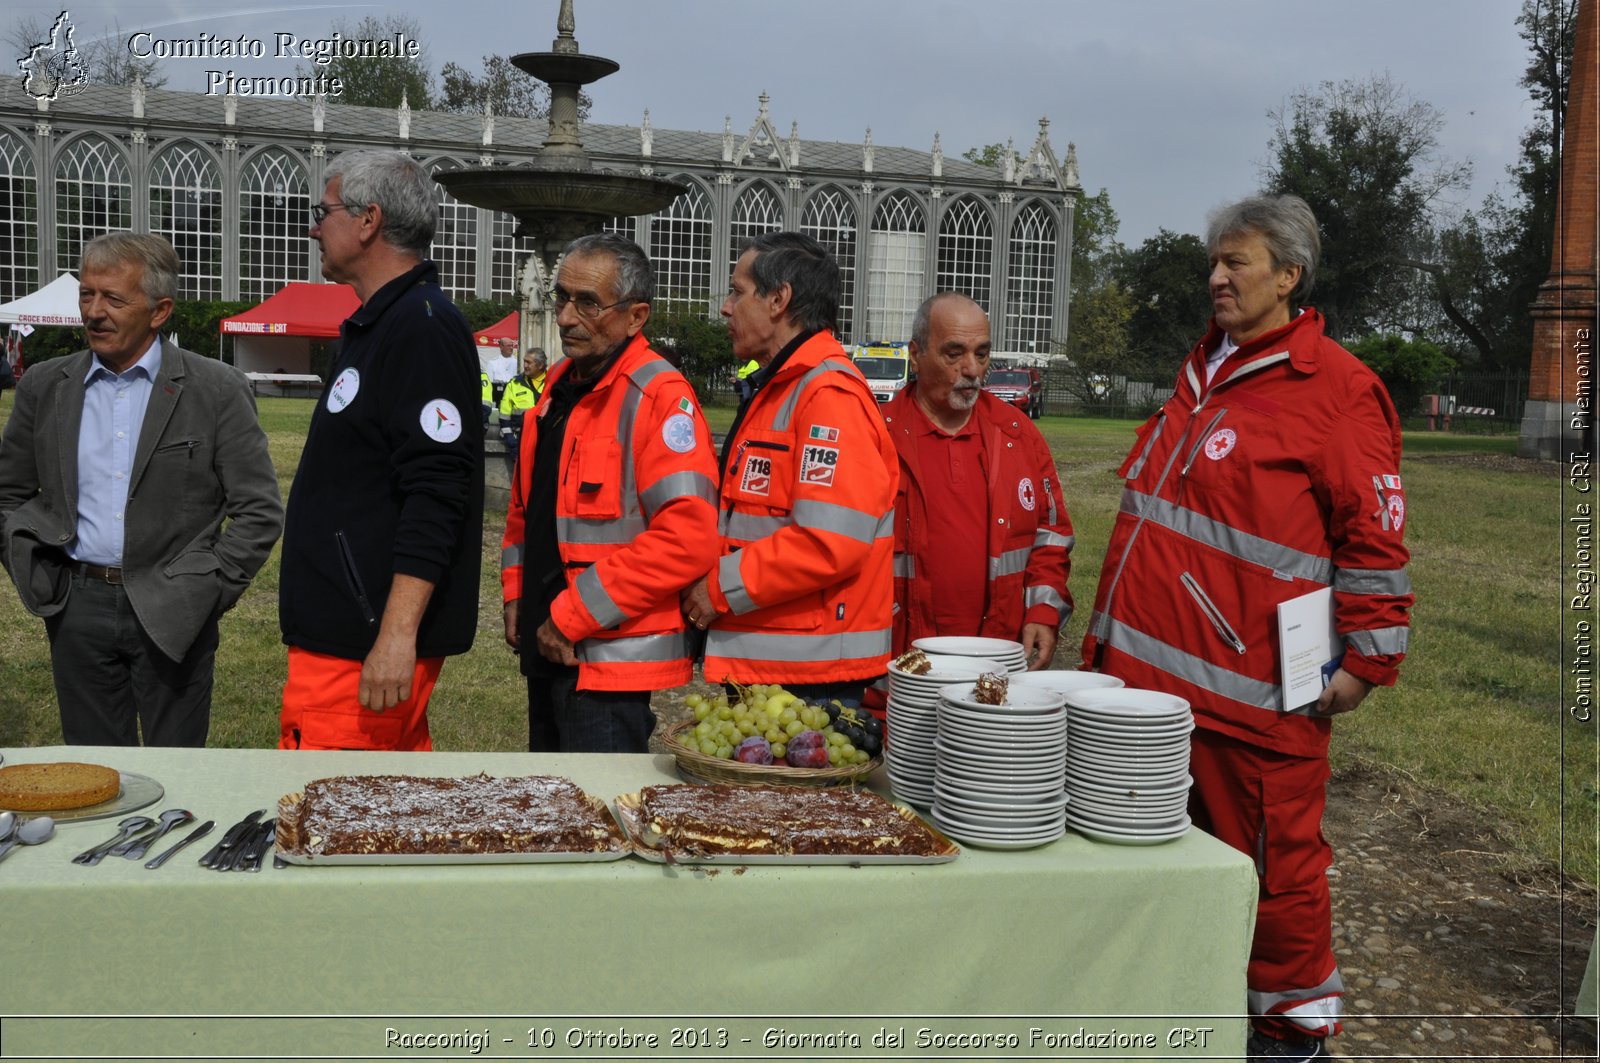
[692,703,711,721]
[852,749,871,764]
[826,747,843,766]
[771,742,787,759]
[826,731,849,747]
[738,719,759,737]
[783,719,805,738]
[715,744,734,760]
[694,720,713,738]
[764,727,783,743]
[698,739,719,757]
[779,707,798,725]
[716,706,734,721]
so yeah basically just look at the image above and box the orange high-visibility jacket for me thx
[1083,309,1412,758]
[501,333,719,691]
[704,331,898,685]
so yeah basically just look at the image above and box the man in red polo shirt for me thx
[880,293,1073,668]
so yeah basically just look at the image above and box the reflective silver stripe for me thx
[1333,566,1412,596]
[1345,626,1410,656]
[1125,412,1167,480]
[893,553,915,579]
[1219,350,1292,386]
[722,511,792,541]
[719,551,758,615]
[1025,584,1067,612]
[1095,613,1282,712]
[1121,491,1333,584]
[574,566,625,630]
[501,544,524,570]
[771,361,854,431]
[988,547,1030,581]
[1033,529,1075,550]
[1248,969,1346,1019]
[640,470,717,520]
[556,515,649,545]
[1183,362,1201,399]
[706,627,890,663]
[876,510,895,540]
[575,631,688,665]
[794,500,879,544]
[626,358,674,392]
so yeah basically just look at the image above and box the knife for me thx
[144,820,214,869]
[242,819,277,872]
[199,809,266,869]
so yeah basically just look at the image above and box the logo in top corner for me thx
[17,11,89,101]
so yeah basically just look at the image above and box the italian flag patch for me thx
[678,397,694,415]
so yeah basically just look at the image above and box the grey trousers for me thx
[525,667,656,754]
[44,570,218,747]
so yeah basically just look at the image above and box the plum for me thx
[734,736,774,765]
[785,729,829,768]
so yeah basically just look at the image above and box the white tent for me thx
[0,273,82,326]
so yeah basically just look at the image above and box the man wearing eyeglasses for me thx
[500,232,718,753]
[277,149,483,751]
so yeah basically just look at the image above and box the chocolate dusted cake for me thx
[276,774,628,857]
[625,783,950,858]
[972,671,1010,705]
[892,648,933,675]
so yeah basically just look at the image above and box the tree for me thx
[438,55,591,120]
[1261,73,1471,341]
[1116,229,1212,377]
[302,15,434,110]
[645,302,734,400]
[1405,0,1574,368]
[961,143,1007,169]
[1348,333,1455,418]
[1058,280,1136,408]
[6,13,166,88]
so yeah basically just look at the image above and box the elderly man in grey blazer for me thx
[0,233,282,746]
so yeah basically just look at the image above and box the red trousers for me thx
[278,647,440,751]
[1189,727,1344,1040]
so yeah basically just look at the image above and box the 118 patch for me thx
[800,444,839,486]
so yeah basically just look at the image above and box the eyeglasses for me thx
[309,201,358,225]
[549,288,633,320]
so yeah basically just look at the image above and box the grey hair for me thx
[325,149,437,254]
[910,292,982,350]
[740,231,839,335]
[563,232,656,305]
[81,232,179,305]
[1205,194,1320,302]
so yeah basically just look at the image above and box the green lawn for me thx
[0,393,1590,884]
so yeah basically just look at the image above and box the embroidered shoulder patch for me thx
[420,399,463,443]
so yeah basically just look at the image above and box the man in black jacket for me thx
[277,150,483,750]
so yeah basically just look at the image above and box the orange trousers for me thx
[278,647,440,751]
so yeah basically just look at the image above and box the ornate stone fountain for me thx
[434,0,684,355]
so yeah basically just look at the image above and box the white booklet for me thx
[1277,587,1344,711]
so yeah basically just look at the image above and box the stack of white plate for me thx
[1062,688,1194,845]
[931,681,1070,849]
[912,636,1029,675]
[885,654,990,808]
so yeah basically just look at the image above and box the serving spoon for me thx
[0,816,55,863]
[74,815,155,866]
[117,808,192,860]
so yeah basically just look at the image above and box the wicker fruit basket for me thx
[661,720,881,788]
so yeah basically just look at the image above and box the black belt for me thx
[73,561,124,585]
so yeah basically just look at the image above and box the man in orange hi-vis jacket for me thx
[501,233,719,752]
[679,232,897,705]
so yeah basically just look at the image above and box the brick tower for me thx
[1521,0,1599,459]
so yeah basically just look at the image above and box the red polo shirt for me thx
[908,398,989,637]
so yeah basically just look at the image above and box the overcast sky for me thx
[10,0,1539,246]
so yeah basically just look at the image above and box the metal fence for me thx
[1418,368,1528,431]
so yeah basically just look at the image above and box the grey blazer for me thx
[0,340,284,661]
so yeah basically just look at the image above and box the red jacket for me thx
[882,387,1073,653]
[704,331,898,685]
[501,334,719,691]
[1083,309,1412,758]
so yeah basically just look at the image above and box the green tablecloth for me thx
[0,746,1256,1059]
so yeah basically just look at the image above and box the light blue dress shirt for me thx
[72,338,162,566]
